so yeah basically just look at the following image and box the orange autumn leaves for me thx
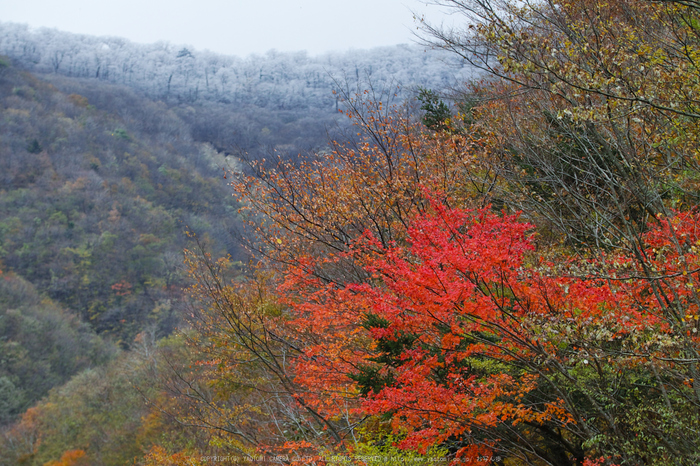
[233,96,492,274]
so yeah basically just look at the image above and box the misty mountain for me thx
[0,22,473,110]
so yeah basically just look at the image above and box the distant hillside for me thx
[0,59,240,343]
[0,22,473,110]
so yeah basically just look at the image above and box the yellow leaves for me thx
[43,450,88,466]
[482,0,700,139]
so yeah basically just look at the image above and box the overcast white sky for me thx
[0,0,456,57]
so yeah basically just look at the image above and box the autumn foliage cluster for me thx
[153,0,700,465]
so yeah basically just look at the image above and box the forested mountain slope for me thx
[0,58,240,343]
[0,57,252,463]
[0,273,114,425]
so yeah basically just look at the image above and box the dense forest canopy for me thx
[0,22,473,109]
